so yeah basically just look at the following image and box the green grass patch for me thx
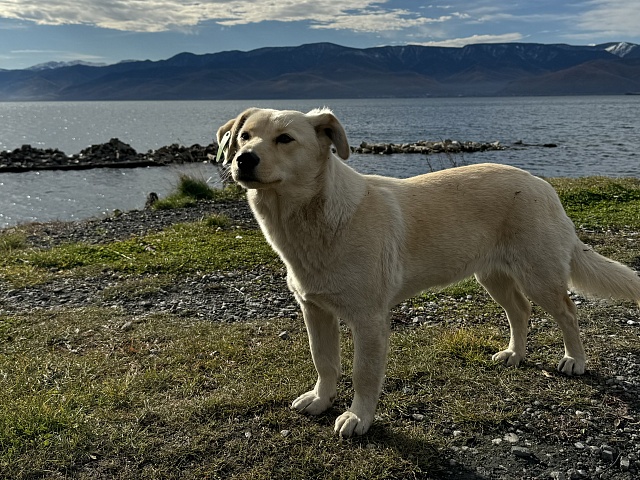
[0,230,27,254]
[549,177,640,229]
[153,177,245,210]
[204,213,231,229]
[1,220,279,287]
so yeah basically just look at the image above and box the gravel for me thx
[2,199,639,479]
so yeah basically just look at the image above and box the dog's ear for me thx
[307,109,350,160]
[216,108,258,163]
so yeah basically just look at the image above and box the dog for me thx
[217,107,640,437]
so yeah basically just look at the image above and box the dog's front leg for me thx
[335,318,390,437]
[291,300,340,416]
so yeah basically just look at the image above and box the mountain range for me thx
[1,42,639,101]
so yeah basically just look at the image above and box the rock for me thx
[278,331,289,340]
[567,469,587,479]
[0,139,219,172]
[620,456,630,471]
[549,472,566,480]
[120,321,133,331]
[601,445,616,462]
[511,446,535,460]
[504,432,519,443]
[144,192,159,209]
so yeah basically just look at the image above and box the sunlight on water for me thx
[1,97,639,227]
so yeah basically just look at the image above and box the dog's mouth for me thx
[233,172,281,189]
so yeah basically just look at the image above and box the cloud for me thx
[308,10,456,33]
[0,0,462,33]
[415,33,525,48]
[577,0,640,38]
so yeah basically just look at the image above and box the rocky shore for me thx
[0,137,517,173]
[0,138,218,173]
[353,139,507,155]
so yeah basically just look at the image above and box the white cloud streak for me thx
[415,33,524,48]
[0,0,461,33]
[577,0,640,38]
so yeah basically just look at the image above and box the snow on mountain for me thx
[604,42,638,58]
[27,60,107,71]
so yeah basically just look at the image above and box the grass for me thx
[1,177,639,478]
[0,231,27,254]
[549,176,640,229]
[153,176,244,210]
[0,220,279,287]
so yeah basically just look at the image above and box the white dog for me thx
[217,108,640,437]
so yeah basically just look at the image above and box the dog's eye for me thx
[239,131,251,141]
[275,133,294,144]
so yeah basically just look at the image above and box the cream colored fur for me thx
[217,108,640,437]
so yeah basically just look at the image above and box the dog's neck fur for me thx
[247,152,366,271]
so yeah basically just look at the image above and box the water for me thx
[1,97,639,228]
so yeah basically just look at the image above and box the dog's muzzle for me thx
[235,151,260,182]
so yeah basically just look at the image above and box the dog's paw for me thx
[291,391,334,416]
[334,410,372,437]
[492,349,524,367]
[557,356,585,376]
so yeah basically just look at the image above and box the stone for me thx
[620,456,630,471]
[511,446,535,459]
[504,432,520,443]
[601,445,616,462]
[549,472,566,480]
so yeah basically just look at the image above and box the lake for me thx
[1,96,639,228]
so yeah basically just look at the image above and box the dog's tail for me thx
[570,241,640,306]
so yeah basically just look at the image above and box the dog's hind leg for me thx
[292,300,341,415]
[476,271,532,368]
[334,314,390,437]
[525,287,586,375]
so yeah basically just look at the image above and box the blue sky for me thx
[1,0,639,70]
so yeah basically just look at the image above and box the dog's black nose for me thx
[236,151,260,173]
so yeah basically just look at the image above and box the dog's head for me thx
[216,108,350,190]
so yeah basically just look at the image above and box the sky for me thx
[1,0,639,70]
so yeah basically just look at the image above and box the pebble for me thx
[620,456,630,471]
[278,331,290,340]
[601,445,616,462]
[511,446,535,459]
[120,321,133,331]
[504,432,519,443]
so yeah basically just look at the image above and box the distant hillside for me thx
[1,42,639,100]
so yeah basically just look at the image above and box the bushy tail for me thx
[570,241,640,306]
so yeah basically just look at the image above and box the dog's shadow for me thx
[311,403,483,479]
[330,419,484,479]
